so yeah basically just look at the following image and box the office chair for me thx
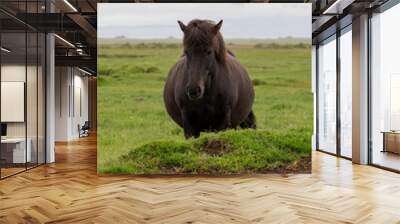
[79,121,90,138]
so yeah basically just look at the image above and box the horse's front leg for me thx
[181,108,200,139]
[217,106,232,131]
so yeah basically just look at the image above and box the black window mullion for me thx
[44,27,47,164]
[316,44,320,151]
[36,0,39,167]
[336,28,341,157]
[25,0,28,171]
[367,11,373,165]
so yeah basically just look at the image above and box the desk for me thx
[1,138,31,163]
[382,131,400,154]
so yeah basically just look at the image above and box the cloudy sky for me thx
[98,3,311,39]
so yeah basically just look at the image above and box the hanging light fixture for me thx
[1,47,11,53]
[54,34,75,48]
[63,0,78,12]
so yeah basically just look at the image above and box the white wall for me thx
[1,65,25,81]
[55,67,89,141]
[1,82,25,122]
[55,66,70,141]
[1,65,34,138]
[1,65,26,141]
[72,73,89,138]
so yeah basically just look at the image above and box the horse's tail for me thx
[240,110,256,129]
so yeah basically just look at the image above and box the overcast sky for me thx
[98,3,311,39]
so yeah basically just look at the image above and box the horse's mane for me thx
[183,20,227,65]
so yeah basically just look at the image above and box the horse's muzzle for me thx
[186,86,202,100]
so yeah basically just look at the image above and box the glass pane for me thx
[371,5,400,171]
[38,33,45,165]
[1,31,27,177]
[27,31,38,169]
[26,0,37,168]
[340,29,352,158]
[318,36,337,154]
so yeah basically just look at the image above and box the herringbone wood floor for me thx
[0,135,400,224]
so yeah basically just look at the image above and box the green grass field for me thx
[98,41,312,174]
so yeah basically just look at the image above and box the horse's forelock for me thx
[184,26,210,50]
[183,20,227,64]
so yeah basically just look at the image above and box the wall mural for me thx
[97,3,312,175]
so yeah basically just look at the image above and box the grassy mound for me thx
[104,129,311,175]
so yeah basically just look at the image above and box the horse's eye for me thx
[206,50,212,55]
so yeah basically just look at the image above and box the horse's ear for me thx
[178,20,186,32]
[213,20,223,34]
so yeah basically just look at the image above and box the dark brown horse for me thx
[164,19,256,138]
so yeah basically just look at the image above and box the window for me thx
[1,30,28,178]
[370,3,400,171]
[318,35,337,154]
[339,27,352,158]
[0,2,46,179]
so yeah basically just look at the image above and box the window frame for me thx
[315,22,353,160]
